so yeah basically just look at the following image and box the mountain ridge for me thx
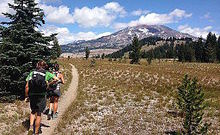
[61,25,195,53]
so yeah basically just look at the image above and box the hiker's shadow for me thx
[22,119,50,132]
[22,119,30,130]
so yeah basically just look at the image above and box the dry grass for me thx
[56,58,220,134]
[0,101,30,135]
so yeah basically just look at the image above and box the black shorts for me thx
[47,89,61,97]
[29,95,46,113]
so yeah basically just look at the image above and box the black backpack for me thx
[29,69,47,94]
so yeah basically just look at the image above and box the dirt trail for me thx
[40,64,78,135]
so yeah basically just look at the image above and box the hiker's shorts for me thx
[29,95,46,113]
[47,89,61,98]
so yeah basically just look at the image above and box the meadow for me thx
[56,58,220,134]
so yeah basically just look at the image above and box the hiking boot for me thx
[47,113,52,120]
[27,128,34,135]
[38,127,42,134]
[53,112,58,119]
[43,108,49,115]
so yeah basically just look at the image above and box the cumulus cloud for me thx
[73,2,126,27]
[0,0,73,24]
[114,9,192,30]
[131,9,150,16]
[39,1,125,27]
[104,2,126,16]
[0,0,14,18]
[41,25,111,44]
[40,4,74,24]
[178,25,219,38]
[73,7,114,27]
[0,1,125,27]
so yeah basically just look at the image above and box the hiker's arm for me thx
[47,76,59,87]
[50,76,59,85]
[59,74,65,84]
[25,82,29,98]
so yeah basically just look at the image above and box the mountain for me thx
[61,25,195,53]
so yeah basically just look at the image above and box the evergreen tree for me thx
[0,0,54,99]
[101,53,105,59]
[184,43,195,62]
[217,36,220,62]
[85,47,90,60]
[51,36,61,59]
[177,75,210,134]
[147,50,153,65]
[129,36,141,64]
[204,32,217,62]
[177,44,185,62]
[166,41,175,58]
[195,37,204,62]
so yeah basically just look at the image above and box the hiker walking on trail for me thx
[47,63,65,120]
[25,60,59,135]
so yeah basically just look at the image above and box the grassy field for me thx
[0,59,72,135]
[56,58,220,134]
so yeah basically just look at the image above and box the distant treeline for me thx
[106,36,164,58]
[107,32,220,63]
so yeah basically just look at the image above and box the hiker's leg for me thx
[35,113,41,134]
[54,97,59,113]
[30,111,36,127]
[28,111,35,135]
[49,97,54,114]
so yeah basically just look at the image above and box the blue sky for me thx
[0,0,219,44]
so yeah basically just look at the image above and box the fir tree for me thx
[177,44,185,62]
[129,36,141,64]
[184,43,195,62]
[51,36,61,59]
[101,53,105,59]
[147,50,153,65]
[195,37,204,62]
[177,75,210,134]
[0,0,54,99]
[85,47,90,60]
[217,36,220,62]
[204,32,217,62]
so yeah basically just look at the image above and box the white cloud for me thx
[39,2,125,27]
[131,9,150,16]
[73,2,126,27]
[41,26,74,44]
[113,22,129,30]
[169,9,192,18]
[76,31,111,40]
[0,0,14,18]
[178,25,219,38]
[114,9,192,30]
[40,4,74,24]
[73,7,114,27]
[41,25,111,44]
[0,0,74,24]
[0,1,125,27]
[104,2,126,16]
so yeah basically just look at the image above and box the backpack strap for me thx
[32,71,46,77]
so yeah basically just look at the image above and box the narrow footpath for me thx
[40,64,78,135]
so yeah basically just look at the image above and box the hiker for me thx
[47,63,65,120]
[25,60,59,135]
